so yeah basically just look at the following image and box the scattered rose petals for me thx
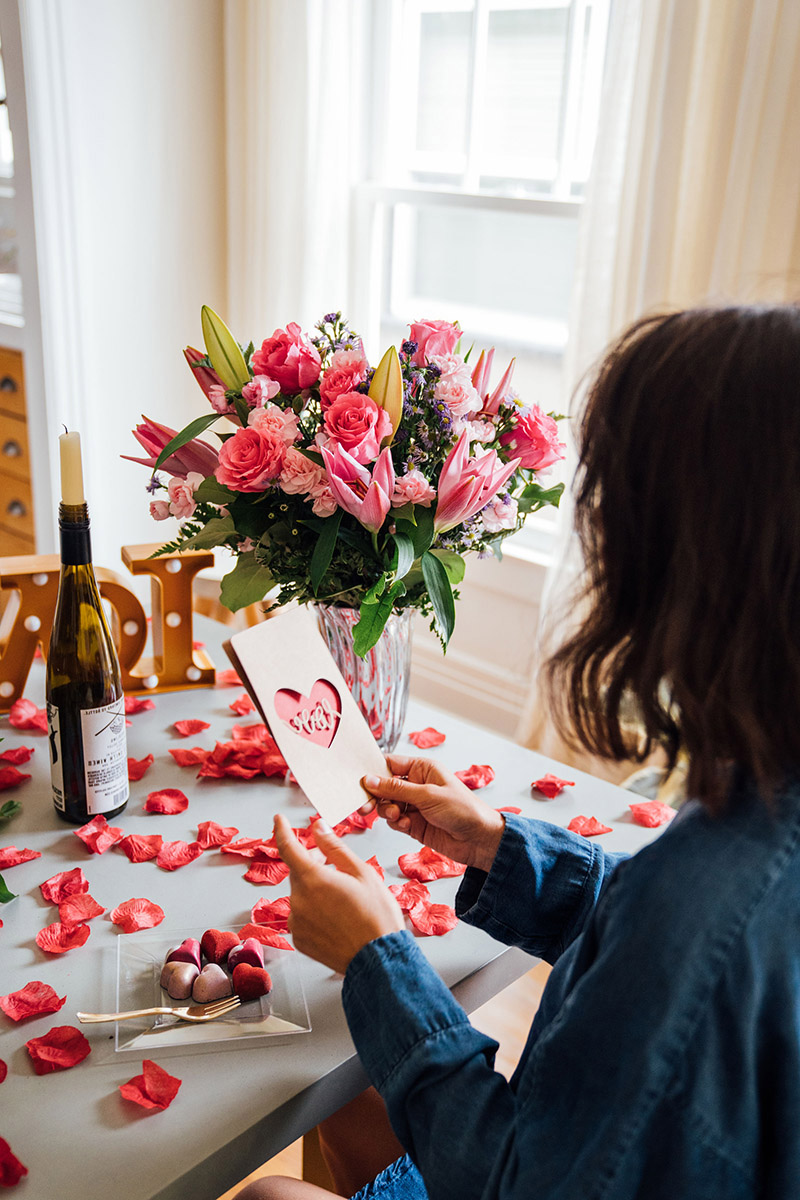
[0,980,66,1022]
[0,845,41,869]
[0,1138,27,1187]
[26,1024,91,1073]
[0,766,31,791]
[232,722,270,741]
[221,836,276,859]
[35,922,91,954]
[0,745,33,765]
[110,897,165,933]
[568,815,612,837]
[74,814,124,854]
[407,901,458,937]
[173,719,211,737]
[455,764,495,790]
[496,806,522,814]
[119,1058,182,1111]
[156,840,203,871]
[215,668,242,687]
[237,922,293,951]
[248,896,291,933]
[0,1059,6,1083]
[333,808,380,835]
[40,867,89,904]
[531,773,575,799]
[58,893,104,926]
[196,821,239,850]
[388,880,431,911]
[366,855,385,880]
[408,727,446,748]
[8,698,48,732]
[629,800,675,828]
[244,859,290,886]
[128,753,154,781]
[117,833,163,862]
[145,788,189,815]
[124,695,156,714]
[229,692,256,716]
[169,745,210,767]
[398,846,466,882]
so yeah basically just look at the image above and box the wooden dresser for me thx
[0,346,34,554]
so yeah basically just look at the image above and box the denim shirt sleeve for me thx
[455,812,628,964]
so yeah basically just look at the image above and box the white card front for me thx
[226,608,389,826]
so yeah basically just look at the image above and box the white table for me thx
[0,623,662,1200]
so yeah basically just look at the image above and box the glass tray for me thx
[114,926,311,1056]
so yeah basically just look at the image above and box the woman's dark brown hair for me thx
[546,304,800,811]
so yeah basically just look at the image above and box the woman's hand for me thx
[360,755,506,874]
[273,813,405,975]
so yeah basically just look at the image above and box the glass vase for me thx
[315,604,413,753]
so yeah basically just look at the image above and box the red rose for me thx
[251,322,321,392]
[215,427,286,492]
[319,349,370,410]
[322,392,392,465]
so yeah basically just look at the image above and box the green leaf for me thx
[297,446,325,467]
[219,552,275,612]
[430,549,465,585]
[233,396,250,427]
[353,578,406,656]
[401,505,435,558]
[0,799,21,823]
[391,533,415,580]
[0,872,16,903]
[201,304,251,390]
[193,475,235,505]
[422,550,456,649]
[310,510,343,596]
[154,412,223,471]
[516,481,565,514]
[391,502,417,526]
[174,515,236,551]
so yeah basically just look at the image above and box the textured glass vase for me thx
[315,604,413,753]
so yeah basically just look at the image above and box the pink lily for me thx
[474,355,515,417]
[470,348,495,399]
[320,442,395,534]
[434,430,520,533]
[122,416,219,479]
[183,345,225,400]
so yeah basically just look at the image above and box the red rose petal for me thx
[156,840,203,871]
[0,845,41,869]
[229,692,256,716]
[58,893,104,926]
[244,859,290,885]
[0,1138,28,1186]
[128,753,155,781]
[0,745,33,765]
[145,788,189,814]
[169,745,210,767]
[119,1058,182,1110]
[248,896,291,933]
[531,773,576,799]
[124,695,156,714]
[232,722,270,741]
[366,855,385,880]
[40,867,89,903]
[397,846,466,882]
[568,814,612,837]
[35,922,91,954]
[216,668,243,687]
[196,821,240,850]
[407,900,458,937]
[333,807,380,836]
[221,837,276,859]
[0,765,31,791]
[26,1024,91,1073]
[496,806,522,814]
[173,719,211,737]
[110,897,165,933]
[408,727,446,748]
[455,764,495,790]
[74,814,124,854]
[8,697,48,732]
[629,800,675,828]
[117,833,164,862]
[0,980,66,1022]
[237,923,293,951]
[388,880,431,912]
[0,1059,6,1083]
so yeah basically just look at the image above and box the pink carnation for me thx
[481,493,518,533]
[309,483,337,517]
[208,384,233,414]
[215,427,286,492]
[392,469,436,508]
[500,406,565,471]
[167,471,204,520]
[280,447,325,496]
[251,322,321,392]
[409,319,461,367]
[319,349,369,410]
[322,392,392,465]
[248,402,299,445]
[242,375,281,408]
[149,499,171,521]
[433,356,481,419]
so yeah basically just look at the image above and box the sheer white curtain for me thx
[518,0,800,759]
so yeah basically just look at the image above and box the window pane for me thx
[481,7,569,180]
[415,12,472,157]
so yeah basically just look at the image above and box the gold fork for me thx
[76,996,242,1024]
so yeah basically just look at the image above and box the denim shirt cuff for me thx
[455,811,540,936]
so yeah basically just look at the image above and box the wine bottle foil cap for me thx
[58,502,90,530]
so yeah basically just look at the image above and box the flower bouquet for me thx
[125,310,565,657]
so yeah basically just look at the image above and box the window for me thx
[0,36,22,323]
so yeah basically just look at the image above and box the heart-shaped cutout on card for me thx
[274,679,342,749]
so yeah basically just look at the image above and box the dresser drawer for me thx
[0,471,34,538]
[0,347,25,419]
[0,413,29,481]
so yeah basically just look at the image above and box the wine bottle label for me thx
[47,701,66,814]
[80,700,129,814]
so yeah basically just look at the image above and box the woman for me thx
[244,306,800,1199]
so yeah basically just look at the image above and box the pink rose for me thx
[279,447,325,496]
[215,427,286,492]
[242,375,281,408]
[433,357,481,418]
[149,499,171,521]
[391,468,436,508]
[248,402,299,445]
[167,471,204,520]
[481,493,518,533]
[322,392,392,465]
[319,349,370,410]
[500,406,565,471]
[251,322,321,392]
[409,319,461,366]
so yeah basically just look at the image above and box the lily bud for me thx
[201,305,251,392]
[368,345,403,446]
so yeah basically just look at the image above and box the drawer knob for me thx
[7,499,26,517]
[2,439,21,457]
[0,375,18,393]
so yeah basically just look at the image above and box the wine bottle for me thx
[46,430,129,824]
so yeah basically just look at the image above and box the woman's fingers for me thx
[311,820,368,878]
[273,813,315,874]
[362,771,432,808]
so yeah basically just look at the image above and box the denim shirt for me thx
[342,782,800,1200]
